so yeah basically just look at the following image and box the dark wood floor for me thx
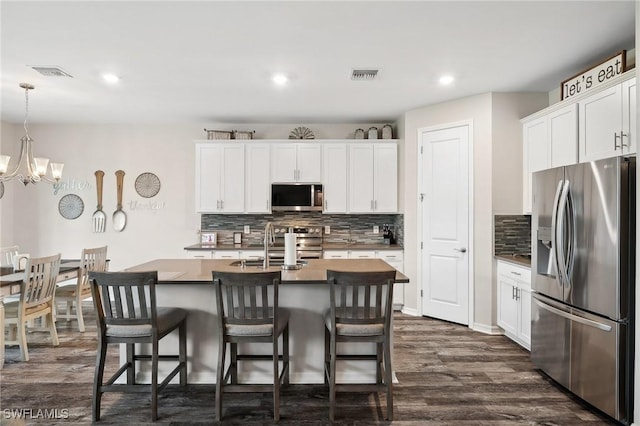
[1,312,616,425]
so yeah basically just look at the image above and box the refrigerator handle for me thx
[550,180,564,288]
[556,180,572,291]
[533,298,613,332]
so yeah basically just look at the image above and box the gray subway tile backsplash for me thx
[201,212,403,246]
[494,215,531,255]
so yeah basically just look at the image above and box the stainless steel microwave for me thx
[271,184,323,211]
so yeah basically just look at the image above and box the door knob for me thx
[454,247,467,253]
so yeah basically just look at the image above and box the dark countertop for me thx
[184,243,404,251]
[495,254,531,268]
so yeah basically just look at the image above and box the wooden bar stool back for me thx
[324,269,396,421]
[89,271,187,421]
[213,270,290,421]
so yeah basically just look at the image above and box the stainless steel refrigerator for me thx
[531,156,635,425]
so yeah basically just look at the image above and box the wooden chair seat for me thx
[105,307,187,338]
[226,309,289,336]
[324,310,384,336]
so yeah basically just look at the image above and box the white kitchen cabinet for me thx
[195,143,245,213]
[377,250,404,308]
[245,144,271,213]
[212,251,240,260]
[496,260,531,350]
[271,143,322,183]
[522,104,577,213]
[323,250,349,259]
[239,250,263,260]
[185,250,213,259]
[578,76,636,162]
[349,143,397,213]
[322,143,348,213]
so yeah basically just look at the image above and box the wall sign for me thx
[561,51,627,100]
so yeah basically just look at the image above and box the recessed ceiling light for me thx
[102,73,120,84]
[272,73,288,86]
[439,75,454,86]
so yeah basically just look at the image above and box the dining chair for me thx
[4,253,62,361]
[0,245,19,270]
[55,245,108,332]
[324,269,396,421]
[89,271,187,421]
[213,270,290,421]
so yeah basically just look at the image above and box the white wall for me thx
[401,92,548,329]
[0,122,390,271]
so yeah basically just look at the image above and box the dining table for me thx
[0,259,81,369]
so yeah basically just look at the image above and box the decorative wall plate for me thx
[135,172,161,198]
[289,126,315,140]
[58,194,84,220]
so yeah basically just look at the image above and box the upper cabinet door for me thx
[322,143,348,213]
[349,144,375,212]
[297,144,322,182]
[271,144,298,182]
[622,77,636,156]
[578,84,623,162]
[245,144,271,213]
[270,143,321,182]
[195,144,222,213]
[219,144,245,213]
[522,117,549,214]
[373,143,398,213]
[195,143,244,213]
[549,104,578,168]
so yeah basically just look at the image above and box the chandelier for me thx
[0,83,63,185]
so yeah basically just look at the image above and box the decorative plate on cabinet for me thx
[134,172,161,198]
[58,194,84,220]
[289,126,315,140]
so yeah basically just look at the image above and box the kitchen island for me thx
[123,258,408,384]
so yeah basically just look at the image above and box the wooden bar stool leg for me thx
[283,324,290,385]
[126,343,135,384]
[230,342,238,384]
[324,328,330,385]
[273,337,280,421]
[151,340,159,421]
[179,320,187,385]
[93,338,107,421]
[215,339,226,421]
[18,318,28,361]
[384,339,393,421]
[376,342,383,384]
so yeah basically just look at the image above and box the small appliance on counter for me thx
[382,224,396,245]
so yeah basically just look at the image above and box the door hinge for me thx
[420,145,423,154]
[420,290,423,297]
[420,193,425,202]
[420,242,423,249]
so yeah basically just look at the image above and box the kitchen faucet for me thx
[263,222,275,269]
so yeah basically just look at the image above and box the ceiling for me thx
[0,1,636,125]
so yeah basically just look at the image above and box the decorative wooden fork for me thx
[92,170,106,233]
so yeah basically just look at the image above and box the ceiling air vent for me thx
[31,66,73,78]
[351,69,378,81]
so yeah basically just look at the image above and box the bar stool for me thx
[89,271,187,421]
[213,270,290,421]
[324,269,396,421]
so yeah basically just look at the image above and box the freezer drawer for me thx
[531,294,629,423]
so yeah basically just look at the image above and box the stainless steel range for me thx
[270,225,323,259]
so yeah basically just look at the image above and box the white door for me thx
[578,84,623,162]
[219,144,245,212]
[195,144,222,213]
[271,144,297,182]
[420,125,470,325]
